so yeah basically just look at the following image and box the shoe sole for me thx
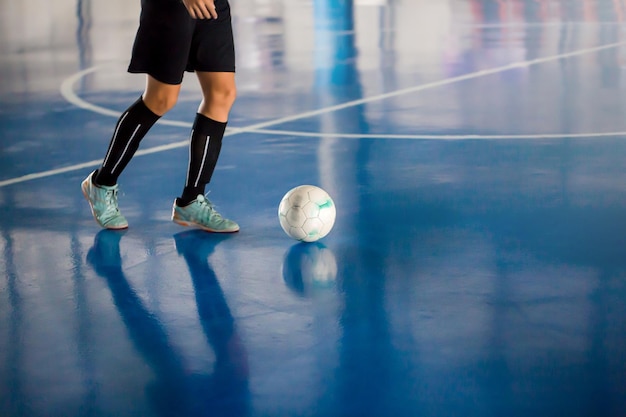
[81,178,129,230]
[172,214,239,233]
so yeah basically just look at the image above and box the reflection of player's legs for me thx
[82,76,181,229]
[87,230,189,414]
[174,231,249,393]
[171,71,239,233]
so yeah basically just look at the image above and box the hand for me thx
[182,0,218,19]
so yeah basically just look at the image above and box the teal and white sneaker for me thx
[172,194,239,233]
[81,171,128,230]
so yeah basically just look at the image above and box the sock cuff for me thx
[133,96,161,123]
[192,113,228,136]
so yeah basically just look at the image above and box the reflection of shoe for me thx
[173,230,230,259]
[172,194,239,233]
[87,229,126,273]
[81,171,128,229]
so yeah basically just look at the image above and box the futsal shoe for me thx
[171,194,239,233]
[81,171,128,230]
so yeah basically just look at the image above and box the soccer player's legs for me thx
[171,72,238,232]
[83,1,195,230]
[183,0,236,193]
[172,1,238,232]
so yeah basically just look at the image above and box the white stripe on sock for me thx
[185,129,195,187]
[102,111,129,168]
[111,124,142,174]
[194,135,210,188]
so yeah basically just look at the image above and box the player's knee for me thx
[143,93,178,116]
[210,85,237,109]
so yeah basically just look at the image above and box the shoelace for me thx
[104,189,121,214]
[197,197,223,221]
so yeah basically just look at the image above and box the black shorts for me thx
[128,0,235,85]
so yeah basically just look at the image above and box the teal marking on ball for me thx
[317,200,333,209]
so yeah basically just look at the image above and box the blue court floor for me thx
[2,0,626,416]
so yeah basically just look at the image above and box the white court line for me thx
[61,40,626,130]
[249,129,626,140]
[1,40,624,189]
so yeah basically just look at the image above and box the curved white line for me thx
[59,64,193,127]
[59,66,121,118]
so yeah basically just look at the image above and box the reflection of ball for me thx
[278,185,336,242]
[283,242,338,296]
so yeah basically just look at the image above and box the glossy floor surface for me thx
[2,0,626,416]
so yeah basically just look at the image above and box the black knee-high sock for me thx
[95,96,160,186]
[179,114,227,205]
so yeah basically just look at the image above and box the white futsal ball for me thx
[278,185,336,242]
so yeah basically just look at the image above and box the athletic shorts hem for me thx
[127,67,236,85]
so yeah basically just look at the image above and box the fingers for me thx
[191,1,218,20]
[207,5,218,19]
